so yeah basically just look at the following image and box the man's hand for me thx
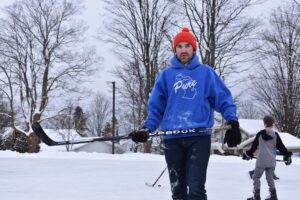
[129,127,150,143]
[224,120,241,147]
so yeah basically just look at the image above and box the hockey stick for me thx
[150,125,231,136]
[32,122,231,146]
[32,122,131,146]
[145,166,167,187]
[254,156,284,162]
[223,152,285,162]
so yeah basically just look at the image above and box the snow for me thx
[0,150,299,200]
[0,0,298,199]
[239,119,265,135]
[280,133,300,148]
[73,141,126,154]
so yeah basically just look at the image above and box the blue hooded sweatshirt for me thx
[144,53,238,140]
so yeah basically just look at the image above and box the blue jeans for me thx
[163,135,211,200]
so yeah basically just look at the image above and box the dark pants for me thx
[163,135,211,200]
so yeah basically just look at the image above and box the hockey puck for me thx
[157,184,161,187]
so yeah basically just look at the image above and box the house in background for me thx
[73,141,126,154]
[39,128,129,154]
[39,128,86,152]
[239,119,265,139]
[222,119,300,155]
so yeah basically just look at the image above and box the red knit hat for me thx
[173,27,197,52]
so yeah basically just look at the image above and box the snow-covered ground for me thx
[0,150,299,200]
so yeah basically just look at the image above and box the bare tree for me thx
[51,104,80,151]
[0,0,97,152]
[237,100,262,119]
[252,2,300,137]
[87,92,111,137]
[0,92,11,129]
[112,61,146,131]
[177,0,258,82]
[103,0,175,153]
[103,0,175,119]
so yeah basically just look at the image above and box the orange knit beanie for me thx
[173,27,197,52]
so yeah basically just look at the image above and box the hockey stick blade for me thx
[145,182,163,187]
[145,167,167,187]
[145,182,154,187]
[32,122,131,146]
[32,122,58,146]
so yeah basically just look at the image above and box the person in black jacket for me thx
[242,115,292,200]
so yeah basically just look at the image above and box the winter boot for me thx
[273,173,280,180]
[247,190,261,200]
[265,190,278,200]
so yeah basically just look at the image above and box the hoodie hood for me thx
[171,53,200,70]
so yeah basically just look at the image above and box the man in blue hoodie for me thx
[130,27,241,200]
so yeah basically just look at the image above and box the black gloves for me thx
[242,151,253,160]
[283,152,292,165]
[224,120,241,147]
[129,127,150,143]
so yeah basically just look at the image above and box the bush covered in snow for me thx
[0,130,29,153]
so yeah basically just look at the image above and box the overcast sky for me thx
[0,0,287,99]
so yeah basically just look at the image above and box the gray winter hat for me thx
[263,115,275,127]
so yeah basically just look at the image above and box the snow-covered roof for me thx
[280,132,300,148]
[73,141,126,154]
[233,119,300,150]
[236,132,300,150]
[239,119,264,136]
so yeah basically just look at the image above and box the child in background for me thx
[242,115,292,200]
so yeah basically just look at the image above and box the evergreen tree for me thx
[0,93,11,130]
[73,106,87,137]
[103,122,112,137]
